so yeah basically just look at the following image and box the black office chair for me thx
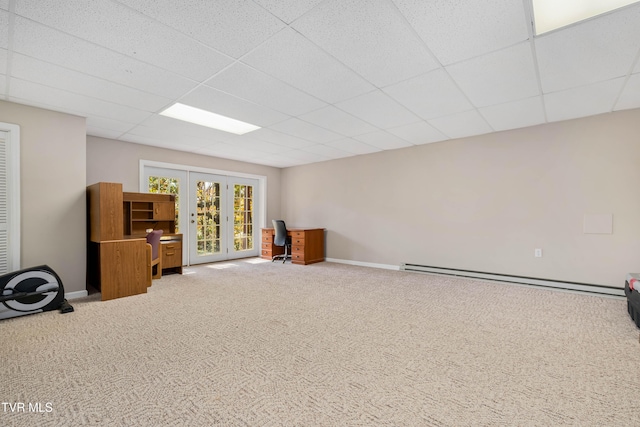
[272,219,292,263]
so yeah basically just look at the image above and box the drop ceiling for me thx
[1,0,640,168]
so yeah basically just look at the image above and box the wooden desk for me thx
[87,182,182,301]
[261,228,325,265]
[88,239,148,301]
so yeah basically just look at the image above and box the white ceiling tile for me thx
[9,78,153,123]
[268,117,343,144]
[249,128,316,149]
[298,105,378,137]
[14,0,233,81]
[253,0,324,24]
[383,68,473,120]
[544,78,625,122]
[428,110,493,139]
[252,159,289,168]
[138,115,235,142]
[125,125,218,150]
[86,116,135,135]
[336,90,421,129]
[123,134,212,151]
[117,0,285,58]
[224,135,291,155]
[392,0,529,65]
[87,127,124,140]
[183,142,232,155]
[353,130,413,150]
[250,154,299,168]
[205,62,326,116]
[300,144,356,160]
[0,48,6,71]
[292,0,439,87]
[386,121,448,145]
[536,6,640,93]
[446,42,539,108]
[278,149,331,163]
[117,134,162,147]
[180,85,290,128]
[325,138,381,155]
[479,96,546,131]
[241,27,375,103]
[0,10,8,48]
[11,54,172,112]
[12,17,199,99]
[615,73,640,111]
[0,1,8,10]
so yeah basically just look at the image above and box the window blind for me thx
[0,130,8,274]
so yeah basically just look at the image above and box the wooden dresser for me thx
[261,228,325,265]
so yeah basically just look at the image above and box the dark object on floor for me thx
[0,265,73,320]
[625,273,640,328]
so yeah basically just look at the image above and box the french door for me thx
[143,165,260,266]
[188,173,259,264]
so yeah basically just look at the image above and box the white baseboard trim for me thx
[325,258,400,271]
[65,290,88,300]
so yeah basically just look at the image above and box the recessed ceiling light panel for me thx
[532,0,640,35]
[159,103,260,135]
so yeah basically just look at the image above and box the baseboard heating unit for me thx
[400,263,624,297]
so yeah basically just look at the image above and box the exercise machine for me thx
[0,265,73,320]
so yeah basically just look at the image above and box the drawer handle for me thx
[165,245,175,249]
[165,252,175,256]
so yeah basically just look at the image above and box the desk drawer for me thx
[292,245,304,254]
[262,235,273,244]
[262,247,284,258]
[291,236,305,245]
[162,241,182,268]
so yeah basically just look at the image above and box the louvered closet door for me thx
[0,130,8,274]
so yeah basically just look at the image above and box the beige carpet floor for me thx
[1,259,639,426]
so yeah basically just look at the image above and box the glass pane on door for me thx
[196,180,221,256]
[148,176,180,232]
[233,184,254,252]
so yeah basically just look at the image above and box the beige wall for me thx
[86,136,282,226]
[281,108,640,287]
[0,100,86,293]
[6,95,637,291]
